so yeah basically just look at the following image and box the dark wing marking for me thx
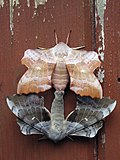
[66,96,116,138]
[67,121,103,138]
[6,94,51,135]
[17,118,41,135]
[73,121,103,138]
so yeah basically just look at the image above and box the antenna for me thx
[54,30,58,44]
[66,30,72,44]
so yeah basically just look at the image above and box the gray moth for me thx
[6,91,116,142]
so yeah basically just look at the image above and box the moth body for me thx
[45,91,66,142]
[17,42,103,98]
[51,58,69,90]
[50,91,64,129]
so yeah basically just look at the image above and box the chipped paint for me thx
[32,10,38,18]
[95,0,106,61]
[98,47,104,61]
[51,13,53,19]
[34,0,47,8]
[0,0,4,7]
[97,67,105,83]
[27,0,30,7]
[9,0,20,35]
[35,35,38,39]
[0,0,48,35]
[43,17,46,22]
[17,12,20,16]
[101,132,106,144]
[94,139,98,160]
[95,0,106,84]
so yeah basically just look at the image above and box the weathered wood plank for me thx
[0,1,95,160]
[95,0,120,159]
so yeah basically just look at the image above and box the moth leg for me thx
[37,47,48,50]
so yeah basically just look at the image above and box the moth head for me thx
[53,42,70,58]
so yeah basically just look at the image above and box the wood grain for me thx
[96,1,120,159]
[0,0,95,160]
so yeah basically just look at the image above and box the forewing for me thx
[80,50,101,72]
[66,49,101,75]
[66,96,116,138]
[22,48,56,68]
[17,119,41,135]
[17,59,55,94]
[18,48,56,94]
[66,48,102,98]
[6,94,51,135]
[68,62,102,98]
[21,49,43,68]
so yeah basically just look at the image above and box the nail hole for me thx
[117,77,120,82]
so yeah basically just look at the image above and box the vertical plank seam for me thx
[90,0,99,159]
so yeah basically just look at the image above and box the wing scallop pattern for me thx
[66,96,116,138]
[6,94,51,135]
[6,92,116,142]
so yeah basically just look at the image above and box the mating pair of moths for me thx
[7,42,116,142]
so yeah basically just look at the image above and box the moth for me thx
[6,92,116,142]
[17,41,102,98]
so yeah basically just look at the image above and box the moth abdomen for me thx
[52,59,69,91]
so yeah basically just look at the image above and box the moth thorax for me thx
[55,51,68,57]
[52,60,69,91]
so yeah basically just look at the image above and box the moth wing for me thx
[66,121,103,138]
[72,121,103,138]
[18,48,56,94]
[17,59,55,94]
[65,96,116,138]
[80,50,101,72]
[22,48,55,68]
[22,49,43,68]
[66,49,102,98]
[66,49,101,74]
[17,119,41,135]
[6,94,51,135]
[67,62,102,98]
[66,49,101,72]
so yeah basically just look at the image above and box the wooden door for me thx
[0,0,119,160]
